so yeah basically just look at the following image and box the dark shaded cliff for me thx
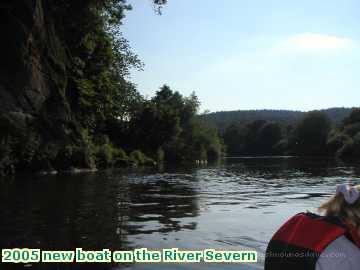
[0,1,92,174]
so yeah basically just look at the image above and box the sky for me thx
[121,0,360,112]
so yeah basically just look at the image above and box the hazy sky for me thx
[121,0,360,112]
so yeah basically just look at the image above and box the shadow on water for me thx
[0,169,200,270]
[1,157,360,270]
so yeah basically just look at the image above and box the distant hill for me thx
[201,107,354,132]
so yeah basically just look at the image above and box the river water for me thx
[1,157,360,270]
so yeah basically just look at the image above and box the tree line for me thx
[203,108,352,132]
[222,108,360,159]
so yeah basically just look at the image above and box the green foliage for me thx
[223,124,246,156]
[93,141,131,168]
[255,122,282,154]
[129,150,146,165]
[202,108,352,133]
[44,0,145,132]
[337,132,360,158]
[43,1,223,168]
[222,120,283,156]
[156,147,165,163]
[329,108,360,159]
[0,137,15,177]
[2,1,211,176]
[343,108,360,126]
[292,111,331,156]
[1,129,43,172]
[354,132,360,151]
[127,85,223,162]
[187,118,223,161]
[94,143,114,168]
[273,139,289,154]
[337,139,355,158]
[129,150,155,166]
[343,123,360,137]
[91,133,131,168]
[113,147,128,160]
[326,130,351,155]
[16,131,41,167]
[220,107,360,160]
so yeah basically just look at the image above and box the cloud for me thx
[278,32,355,52]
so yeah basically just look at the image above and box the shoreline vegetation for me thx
[0,1,223,178]
[0,1,359,178]
[217,108,360,160]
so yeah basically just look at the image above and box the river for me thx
[1,157,360,270]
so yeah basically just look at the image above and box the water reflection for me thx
[0,170,201,270]
[125,172,200,234]
[0,157,360,270]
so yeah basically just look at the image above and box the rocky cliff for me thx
[0,1,92,175]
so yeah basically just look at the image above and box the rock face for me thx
[0,1,93,174]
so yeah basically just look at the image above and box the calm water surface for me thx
[1,157,360,270]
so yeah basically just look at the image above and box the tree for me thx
[342,108,360,137]
[343,108,360,126]
[256,122,283,155]
[222,120,285,156]
[185,118,223,161]
[244,120,267,154]
[333,108,360,159]
[292,112,331,155]
[223,124,246,156]
[126,85,222,161]
[326,130,351,156]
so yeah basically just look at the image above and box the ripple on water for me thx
[1,158,360,270]
[215,236,267,251]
